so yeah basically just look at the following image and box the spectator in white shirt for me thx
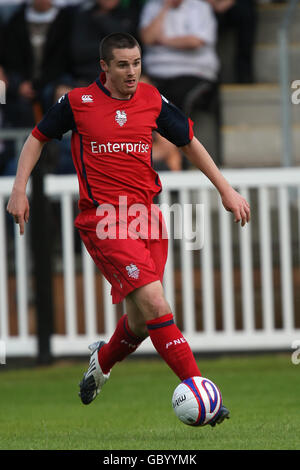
[139,0,222,166]
[139,0,219,111]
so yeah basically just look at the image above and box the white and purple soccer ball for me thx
[172,376,222,426]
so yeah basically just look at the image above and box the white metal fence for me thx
[1,167,300,358]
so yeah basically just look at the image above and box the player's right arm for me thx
[6,135,46,235]
[6,92,76,235]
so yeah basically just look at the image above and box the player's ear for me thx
[100,59,109,72]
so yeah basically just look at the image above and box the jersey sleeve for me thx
[156,95,194,147]
[32,93,76,142]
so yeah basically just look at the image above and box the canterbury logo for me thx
[82,94,93,103]
[58,94,66,104]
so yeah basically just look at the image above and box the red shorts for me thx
[75,207,168,304]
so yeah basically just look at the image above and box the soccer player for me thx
[7,33,250,426]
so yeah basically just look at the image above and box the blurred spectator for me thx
[0,75,8,176]
[0,14,8,175]
[119,0,147,43]
[0,15,7,86]
[139,0,221,166]
[207,0,257,83]
[1,0,75,129]
[0,0,76,179]
[52,0,83,5]
[68,0,140,86]
[0,2,20,23]
[139,0,220,111]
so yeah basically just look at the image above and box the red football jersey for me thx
[32,73,194,211]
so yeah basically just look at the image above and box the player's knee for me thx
[142,295,171,321]
[128,315,148,339]
[131,281,171,321]
[134,323,149,339]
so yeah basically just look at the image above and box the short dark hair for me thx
[99,33,141,64]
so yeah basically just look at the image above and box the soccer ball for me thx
[172,376,222,426]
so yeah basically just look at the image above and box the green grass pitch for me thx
[0,354,299,450]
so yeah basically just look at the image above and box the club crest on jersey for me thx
[115,110,127,127]
[126,264,139,280]
[81,94,93,103]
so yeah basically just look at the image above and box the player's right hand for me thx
[6,190,30,235]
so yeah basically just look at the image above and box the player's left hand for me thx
[221,187,250,227]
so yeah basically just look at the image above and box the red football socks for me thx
[98,314,144,374]
[146,313,201,381]
[98,312,201,381]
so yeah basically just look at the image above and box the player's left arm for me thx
[155,93,250,226]
[180,136,250,226]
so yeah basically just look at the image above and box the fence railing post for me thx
[30,145,54,364]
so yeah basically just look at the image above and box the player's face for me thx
[100,47,142,100]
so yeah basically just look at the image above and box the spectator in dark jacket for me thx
[68,0,140,86]
[207,0,257,83]
[0,15,10,175]
[1,0,75,127]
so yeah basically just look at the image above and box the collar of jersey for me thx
[95,72,135,101]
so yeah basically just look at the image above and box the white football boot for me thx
[209,405,230,427]
[79,341,110,405]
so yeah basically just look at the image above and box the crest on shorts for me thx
[126,264,140,280]
[115,110,127,127]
